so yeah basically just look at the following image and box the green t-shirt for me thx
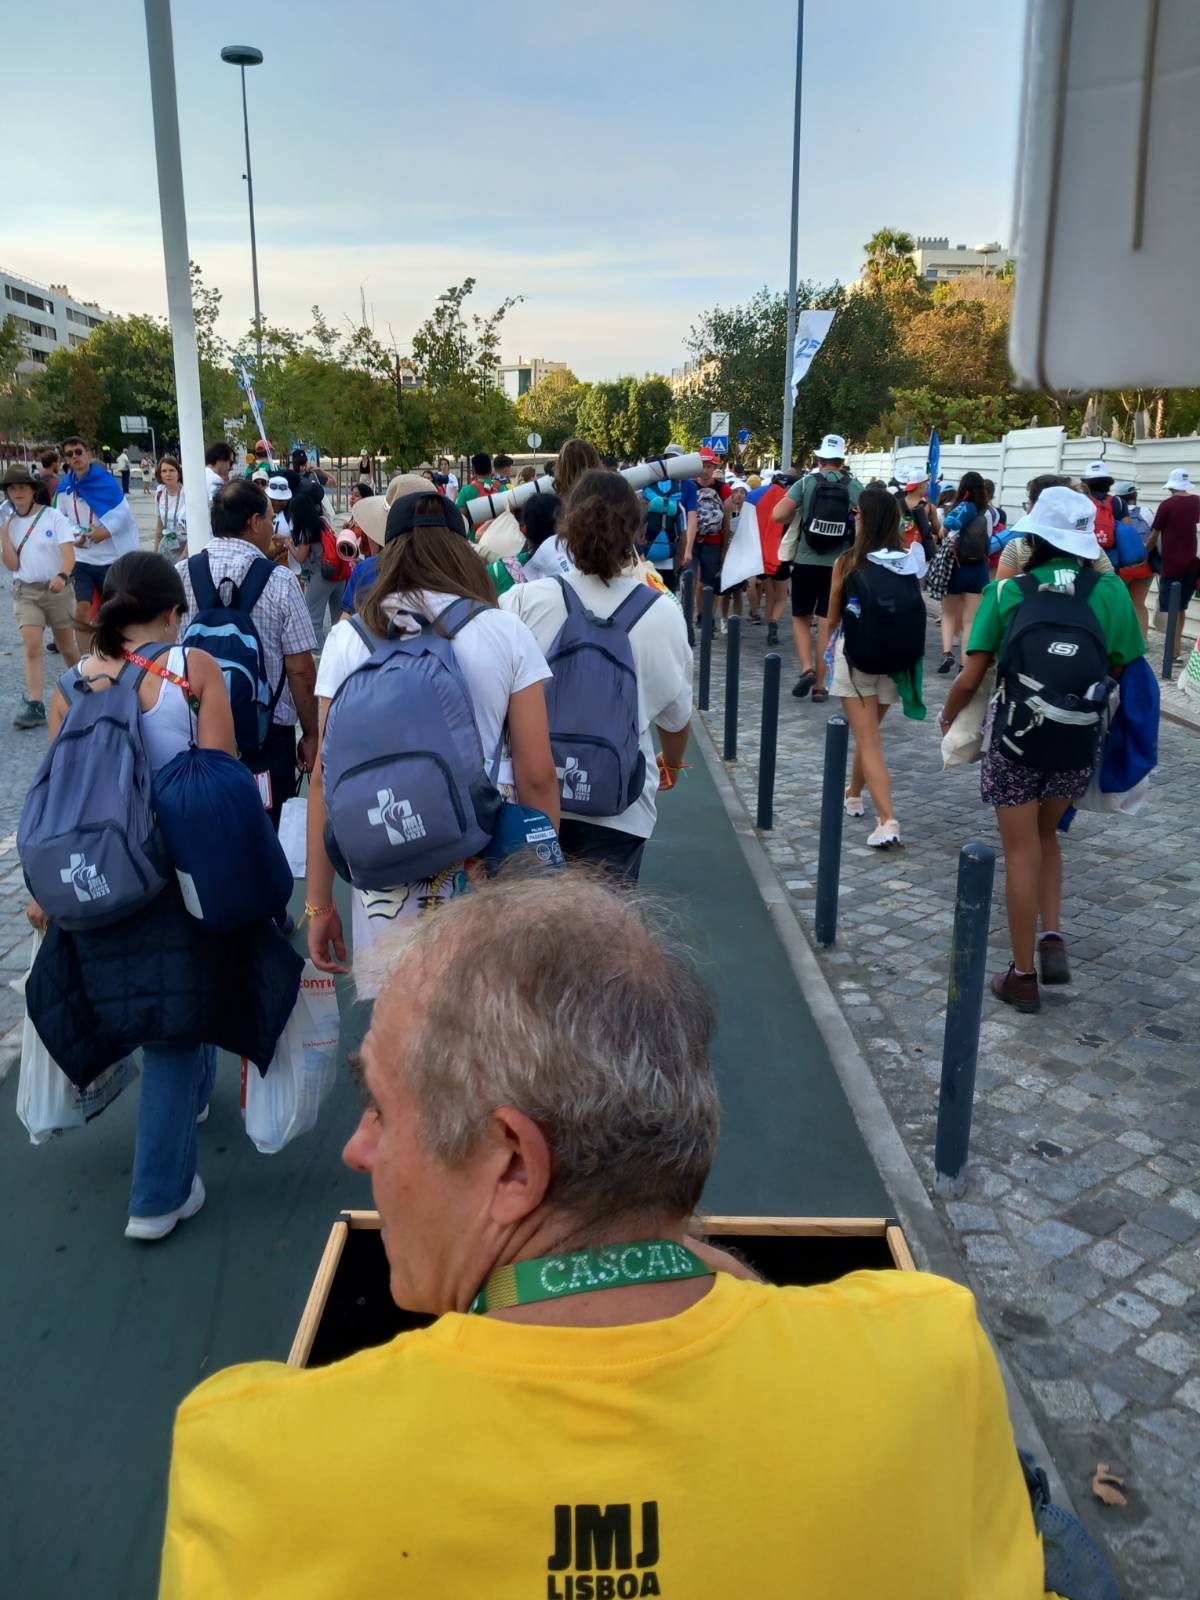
[780,471,863,567]
[455,477,504,511]
[967,559,1146,668]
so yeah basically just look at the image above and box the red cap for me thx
[699,447,718,462]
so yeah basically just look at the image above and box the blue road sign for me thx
[737,428,751,445]
[702,435,729,454]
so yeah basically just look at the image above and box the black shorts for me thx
[768,562,793,583]
[72,560,111,609]
[691,541,724,597]
[1159,572,1198,614]
[790,562,834,618]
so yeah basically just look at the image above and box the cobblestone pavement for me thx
[697,599,1200,1598]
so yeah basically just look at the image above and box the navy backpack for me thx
[182,553,280,762]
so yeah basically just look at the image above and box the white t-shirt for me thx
[53,483,139,568]
[501,571,693,839]
[524,538,573,581]
[315,590,551,966]
[7,505,76,583]
[155,484,188,554]
[205,467,225,504]
[274,509,304,575]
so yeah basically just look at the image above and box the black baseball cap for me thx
[384,491,467,543]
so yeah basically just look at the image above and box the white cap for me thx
[266,475,292,501]
[251,467,270,483]
[663,443,685,458]
[1011,485,1102,561]
[814,433,847,460]
[1164,468,1193,492]
[1081,460,1113,481]
[898,465,930,489]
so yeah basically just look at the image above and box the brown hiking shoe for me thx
[1039,935,1070,985]
[991,964,1041,1013]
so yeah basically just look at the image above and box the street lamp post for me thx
[220,44,264,372]
[780,0,805,469]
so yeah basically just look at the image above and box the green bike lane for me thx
[0,742,885,1598]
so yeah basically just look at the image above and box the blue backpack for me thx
[321,601,503,889]
[154,745,293,932]
[182,553,280,762]
[641,481,682,563]
[18,656,171,930]
[544,576,660,817]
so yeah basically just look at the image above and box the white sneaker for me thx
[719,617,729,636]
[125,1174,205,1241]
[867,820,901,849]
[844,790,866,818]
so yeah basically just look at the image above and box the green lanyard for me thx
[469,1238,712,1315]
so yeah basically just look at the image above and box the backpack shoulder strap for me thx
[347,615,379,654]
[234,556,276,615]
[610,582,661,632]
[56,664,87,703]
[188,552,217,611]
[437,596,487,638]
[557,575,586,617]
[1074,566,1102,602]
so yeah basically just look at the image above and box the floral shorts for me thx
[979,705,1093,806]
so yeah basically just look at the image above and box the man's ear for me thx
[487,1107,553,1227]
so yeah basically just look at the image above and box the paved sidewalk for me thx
[698,605,1200,1599]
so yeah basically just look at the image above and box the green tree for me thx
[576,380,629,456]
[515,368,586,451]
[625,376,674,459]
[0,315,35,444]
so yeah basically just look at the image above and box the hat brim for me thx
[1011,509,1102,561]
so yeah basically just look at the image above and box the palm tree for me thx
[862,229,917,287]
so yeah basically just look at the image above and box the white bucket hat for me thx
[1011,485,1101,561]
[814,433,847,461]
[1081,460,1114,482]
[1164,468,1193,492]
[266,474,291,501]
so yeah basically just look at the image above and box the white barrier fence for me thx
[850,426,1200,514]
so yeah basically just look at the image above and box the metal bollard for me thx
[723,614,742,760]
[681,566,696,649]
[1161,579,1182,681]
[757,653,781,829]
[698,586,714,711]
[933,842,997,1198]
[813,714,849,946]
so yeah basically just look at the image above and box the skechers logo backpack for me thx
[320,601,502,889]
[18,652,172,929]
[544,577,660,817]
[992,571,1113,771]
[182,553,281,762]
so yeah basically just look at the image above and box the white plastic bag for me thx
[941,669,996,769]
[243,961,340,1153]
[278,795,308,877]
[16,935,138,1144]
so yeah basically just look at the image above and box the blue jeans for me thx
[129,1043,217,1217]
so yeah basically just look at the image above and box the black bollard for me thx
[813,714,849,946]
[723,613,742,760]
[934,842,996,1197]
[1161,579,1182,681]
[757,653,781,829]
[698,586,714,711]
[681,566,696,649]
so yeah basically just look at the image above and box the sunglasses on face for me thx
[64,447,87,458]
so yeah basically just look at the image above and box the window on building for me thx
[5,284,27,305]
[25,293,46,312]
[925,267,939,279]
[69,334,85,348]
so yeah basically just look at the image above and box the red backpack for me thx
[1091,495,1116,550]
[318,522,353,584]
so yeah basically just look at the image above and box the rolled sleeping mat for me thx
[466,452,706,527]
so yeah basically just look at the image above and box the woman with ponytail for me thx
[33,552,240,1240]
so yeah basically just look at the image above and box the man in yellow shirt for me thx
[160,876,1049,1599]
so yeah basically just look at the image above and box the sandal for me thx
[812,687,830,703]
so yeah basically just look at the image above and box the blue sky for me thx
[7,0,1024,379]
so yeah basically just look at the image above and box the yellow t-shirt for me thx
[160,1270,1046,1599]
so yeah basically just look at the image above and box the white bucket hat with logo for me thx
[1164,468,1193,492]
[1081,460,1114,482]
[1011,485,1102,561]
[266,474,292,501]
[814,433,847,461]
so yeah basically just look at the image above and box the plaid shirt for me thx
[177,539,318,725]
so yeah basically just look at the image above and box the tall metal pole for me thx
[143,0,211,551]
[780,0,805,469]
[239,65,263,371]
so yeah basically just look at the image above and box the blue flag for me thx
[926,428,941,501]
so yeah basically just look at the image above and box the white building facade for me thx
[910,237,1012,282]
[1,267,113,371]
[495,355,568,401]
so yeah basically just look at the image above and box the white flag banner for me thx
[720,499,764,591]
[791,309,836,397]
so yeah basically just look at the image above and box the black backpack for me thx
[842,563,927,676]
[803,474,853,554]
[992,571,1113,771]
[955,511,990,564]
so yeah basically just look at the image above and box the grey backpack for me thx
[18,653,172,929]
[321,602,503,889]
[544,576,660,817]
